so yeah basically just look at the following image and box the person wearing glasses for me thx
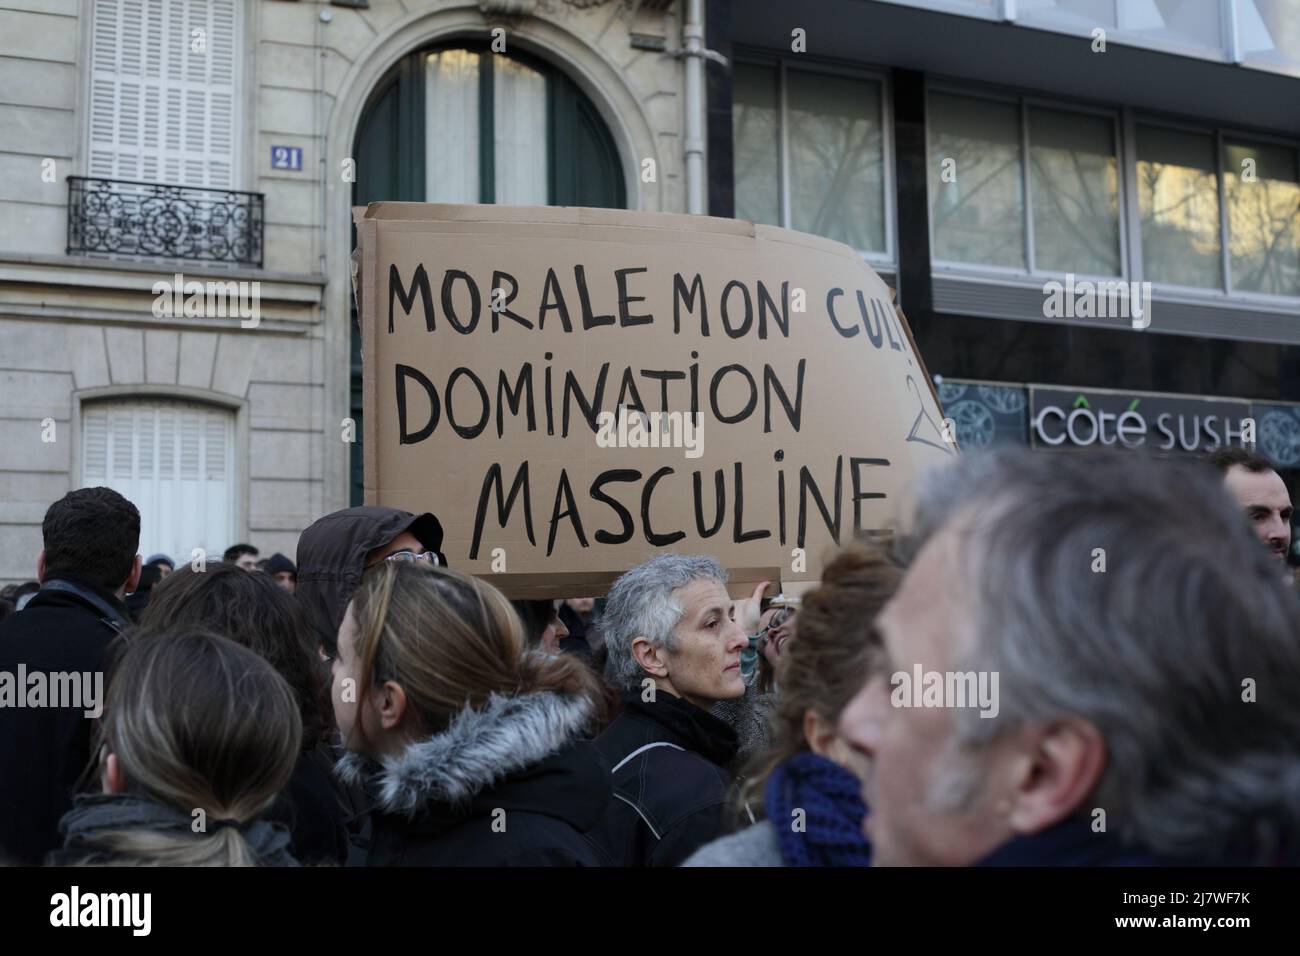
[295,506,448,664]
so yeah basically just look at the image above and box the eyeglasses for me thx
[384,549,441,566]
[755,608,794,646]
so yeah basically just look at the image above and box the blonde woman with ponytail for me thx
[51,629,301,866]
[332,562,612,866]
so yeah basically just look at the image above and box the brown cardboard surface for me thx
[356,203,954,598]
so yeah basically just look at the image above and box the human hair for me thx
[41,487,140,591]
[346,563,604,745]
[600,554,728,692]
[755,606,794,695]
[1206,446,1277,475]
[910,447,1300,861]
[89,628,300,866]
[740,542,902,816]
[139,563,331,747]
[223,543,258,562]
[512,598,559,648]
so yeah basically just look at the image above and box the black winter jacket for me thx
[339,690,612,867]
[264,743,355,866]
[0,572,129,864]
[587,690,740,867]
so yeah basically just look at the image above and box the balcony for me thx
[66,177,264,268]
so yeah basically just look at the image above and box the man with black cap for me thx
[294,506,447,865]
[265,552,298,593]
[145,553,174,579]
[295,507,447,661]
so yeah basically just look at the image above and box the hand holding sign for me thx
[733,580,770,635]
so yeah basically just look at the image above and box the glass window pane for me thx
[1018,0,1118,29]
[1117,0,1223,53]
[733,62,780,228]
[1028,107,1120,276]
[929,92,1025,268]
[1224,139,1300,297]
[1136,125,1222,288]
[1238,1,1300,71]
[494,58,549,205]
[425,50,480,203]
[786,69,886,253]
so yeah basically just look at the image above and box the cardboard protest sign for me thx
[353,203,954,598]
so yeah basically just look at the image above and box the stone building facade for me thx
[0,0,689,582]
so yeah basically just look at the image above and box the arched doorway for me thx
[347,43,627,503]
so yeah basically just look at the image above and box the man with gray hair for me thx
[586,553,750,866]
[839,447,1300,866]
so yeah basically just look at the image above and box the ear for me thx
[803,710,838,759]
[375,679,409,733]
[124,554,142,594]
[37,549,46,583]
[1006,718,1107,836]
[102,751,127,795]
[631,635,670,680]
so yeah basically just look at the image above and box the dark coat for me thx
[295,506,446,656]
[48,792,298,867]
[341,690,612,867]
[0,572,129,864]
[587,690,740,867]
[977,814,1300,867]
[264,743,355,866]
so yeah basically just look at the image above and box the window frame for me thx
[875,0,1300,79]
[81,0,246,190]
[1132,112,1300,304]
[732,49,898,266]
[71,387,246,559]
[925,78,1300,306]
[925,81,1128,284]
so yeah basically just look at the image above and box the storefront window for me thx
[786,69,886,252]
[929,93,1122,276]
[733,62,781,228]
[928,92,1024,268]
[1224,139,1300,297]
[1137,125,1299,297]
[1029,107,1120,276]
[733,60,890,257]
[1136,125,1223,289]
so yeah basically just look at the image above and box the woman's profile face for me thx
[332,603,364,750]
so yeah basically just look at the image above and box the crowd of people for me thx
[2,443,1300,867]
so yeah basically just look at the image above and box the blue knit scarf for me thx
[764,751,872,867]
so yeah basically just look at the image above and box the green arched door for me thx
[349,45,627,504]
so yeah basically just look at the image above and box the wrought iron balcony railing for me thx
[67,176,264,267]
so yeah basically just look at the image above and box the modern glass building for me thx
[704,0,1300,512]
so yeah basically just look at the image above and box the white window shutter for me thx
[81,399,235,561]
[88,0,241,189]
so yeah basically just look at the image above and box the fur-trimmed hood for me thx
[336,691,597,819]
